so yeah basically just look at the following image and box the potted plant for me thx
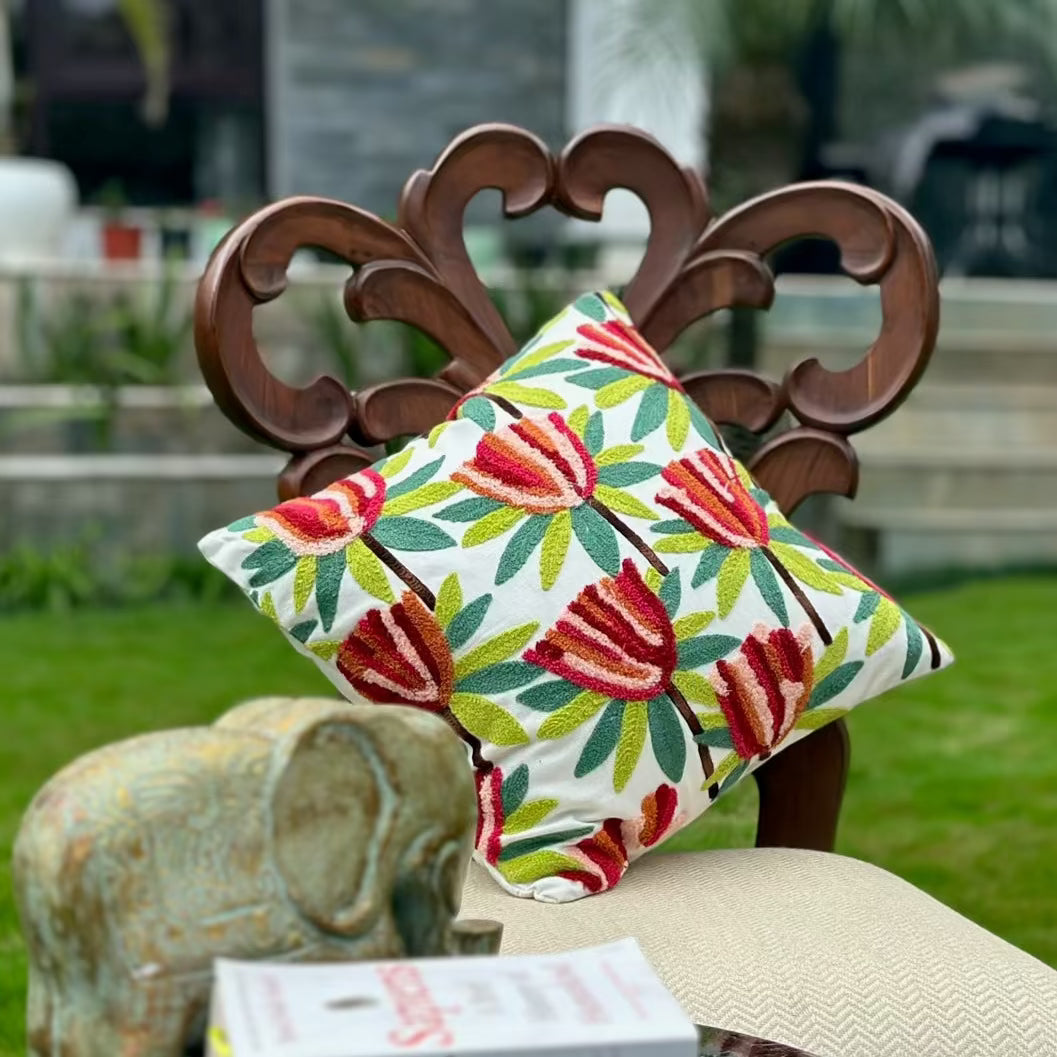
[96,179,142,261]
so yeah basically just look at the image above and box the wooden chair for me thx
[194,125,1057,1055]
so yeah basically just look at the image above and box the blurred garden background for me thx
[2,0,1057,1052]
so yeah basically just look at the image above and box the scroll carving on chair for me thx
[194,122,941,853]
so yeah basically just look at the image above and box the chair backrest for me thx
[192,122,941,852]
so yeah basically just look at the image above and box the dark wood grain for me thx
[193,122,941,855]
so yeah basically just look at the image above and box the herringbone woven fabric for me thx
[460,848,1057,1056]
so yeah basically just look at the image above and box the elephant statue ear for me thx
[271,713,395,937]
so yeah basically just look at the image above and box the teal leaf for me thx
[459,396,496,432]
[689,402,719,445]
[436,496,505,522]
[315,550,345,632]
[854,592,882,623]
[584,411,605,455]
[371,517,455,551]
[505,358,591,382]
[290,619,317,644]
[446,594,493,651]
[652,517,695,535]
[574,292,608,321]
[386,456,445,499]
[596,461,662,487]
[719,760,749,794]
[456,661,540,695]
[809,661,865,709]
[518,678,582,713]
[659,569,681,619]
[498,826,596,863]
[631,383,669,441]
[695,728,734,750]
[575,701,624,777]
[902,618,925,679]
[501,764,530,816]
[818,558,846,572]
[242,540,297,587]
[749,547,789,626]
[691,545,732,588]
[495,514,550,585]
[769,525,812,547]
[648,697,686,782]
[227,515,257,532]
[571,503,621,575]
[569,366,626,390]
[677,634,741,668]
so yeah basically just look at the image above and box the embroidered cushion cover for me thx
[199,291,953,903]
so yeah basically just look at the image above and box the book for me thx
[206,937,698,1057]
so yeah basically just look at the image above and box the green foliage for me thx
[301,292,363,389]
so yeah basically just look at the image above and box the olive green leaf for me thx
[449,693,530,747]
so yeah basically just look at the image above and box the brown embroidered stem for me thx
[762,546,832,646]
[483,393,524,421]
[666,683,717,796]
[922,625,942,670]
[361,532,436,610]
[587,497,669,576]
[441,709,493,774]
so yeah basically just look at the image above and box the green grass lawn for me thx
[2,575,1055,1053]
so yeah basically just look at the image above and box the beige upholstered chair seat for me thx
[460,848,1057,1057]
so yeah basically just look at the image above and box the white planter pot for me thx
[0,158,78,264]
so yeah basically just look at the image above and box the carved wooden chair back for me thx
[194,123,940,852]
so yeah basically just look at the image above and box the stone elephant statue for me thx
[13,697,501,1057]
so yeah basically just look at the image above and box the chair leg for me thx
[753,719,850,851]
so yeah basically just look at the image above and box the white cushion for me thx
[459,848,1057,1057]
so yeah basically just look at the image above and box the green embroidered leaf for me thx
[540,509,572,590]
[694,709,727,729]
[631,383,670,441]
[495,514,550,585]
[518,678,581,713]
[673,669,718,706]
[648,696,686,783]
[769,543,844,594]
[666,388,690,450]
[499,849,590,884]
[506,339,575,374]
[593,484,657,521]
[601,290,629,317]
[504,798,560,835]
[689,545,731,587]
[290,619,316,644]
[659,569,681,619]
[456,661,540,695]
[614,702,649,792]
[427,421,451,447]
[867,597,902,655]
[814,628,849,686]
[710,755,747,794]
[574,292,607,321]
[538,690,609,739]
[307,639,339,661]
[689,402,719,445]
[242,540,297,587]
[769,523,815,547]
[596,461,662,487]
[377,446,413,480]
[486,381,567,409]
[644,566,663,593]
[584,411,605,455]
[749,547,789,626]
[434,572,462,629]
[501,764,529,815]
[795,707,849,731]
[346,539,395,604]
[445,593,493,651]
[371,517,456,551]
[498,827,595,863]
[677,634,741,668]
[824,570,875,593]
[694,727,734,749]
[437,496,504,522]
[903,617,925,679]
[596,373,652,409]
[228,515,257,532]
[462,506,526,547]
[567,405,589,437]
[672,611,715,640]
[505,359,587,382]
[596,444,644,467]
[455,622,540,678]
[651,517,695,535]
[382,480,462,517]
[570,503,621,575]
[242,525,275,543]
[854,591,882,623]
[817,558,846,572]
[575,701,624,777]
[569,366,627,390]
[655,532,710,554]
[386,456,445,499]
[809,662,864,709]
[292,555,317,614]
[449,693,529,747]
[314,550,345,632]
[717,548,751,618]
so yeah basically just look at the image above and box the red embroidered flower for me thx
[710,623,815,759]
[576,320,677,388]
[337,592,454,711]
[259,469,386,557]
[452,412,598,515]
[559,785,682,894]
[475,769,504,866]
[656,449,768,549]
[524,559,677,701]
